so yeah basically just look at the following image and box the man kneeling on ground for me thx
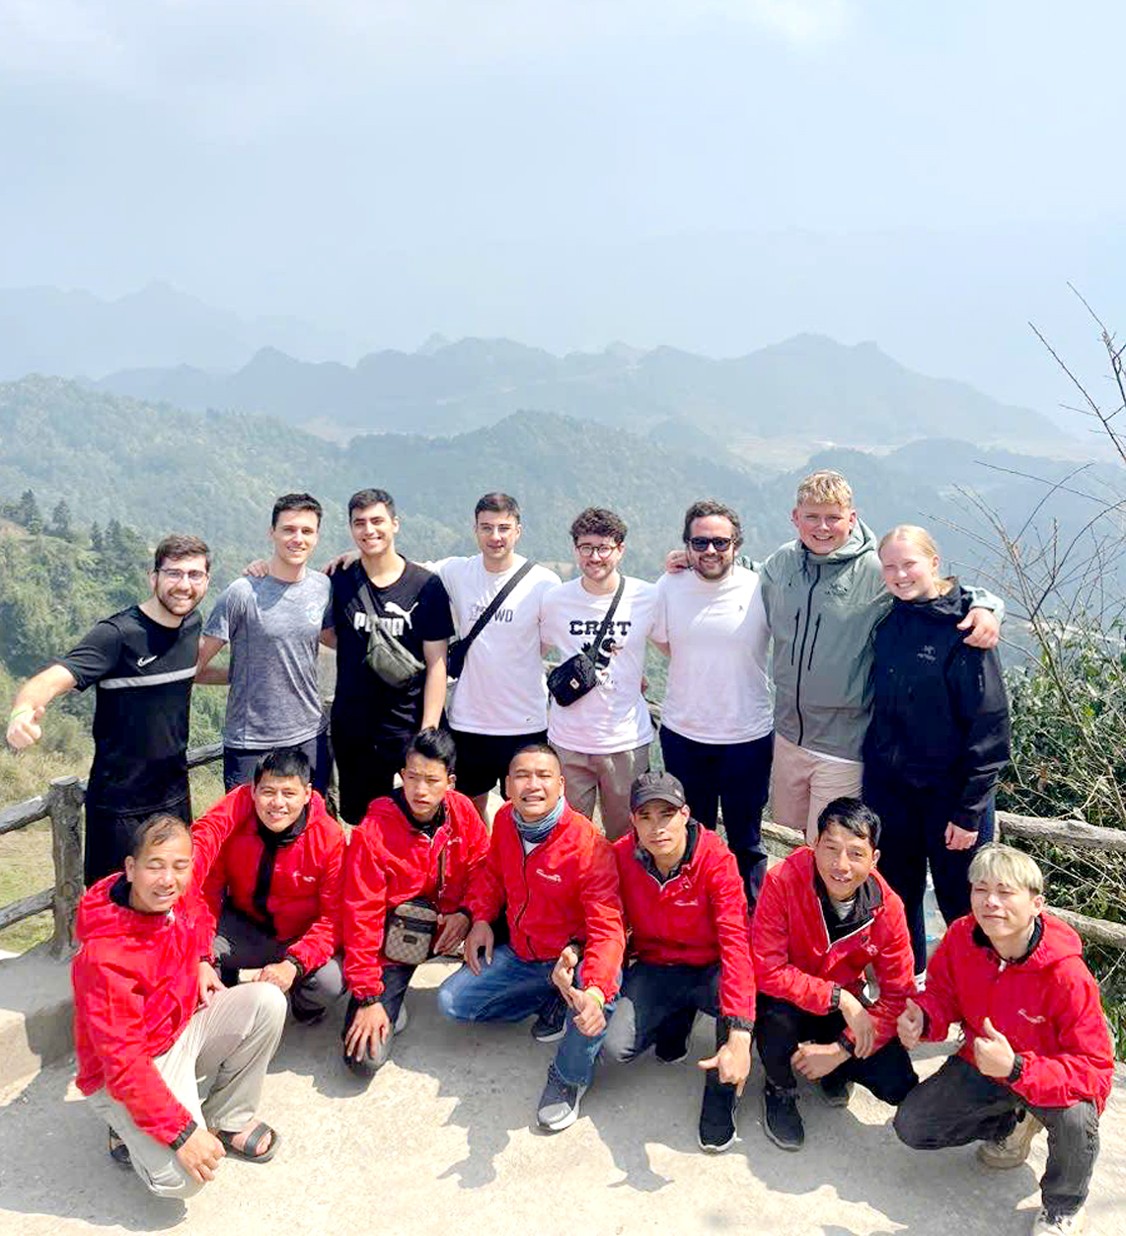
[751,797,917,1151]
[195,748,346,1023]
[341,728,489,1079]
[894,844,1113,1236]
[437,743,625,1132]
[72,813,285,1197]
[593,771,754,1153]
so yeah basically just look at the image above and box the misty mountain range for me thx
[0,282,1071,458]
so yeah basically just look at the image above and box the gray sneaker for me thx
[536,1066,587,1132]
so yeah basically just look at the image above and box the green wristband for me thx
[7,706,34,725]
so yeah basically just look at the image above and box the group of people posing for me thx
[4,472,1115,1236]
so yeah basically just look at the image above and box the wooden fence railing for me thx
[0,742,222,957]
[1,738,1124,957]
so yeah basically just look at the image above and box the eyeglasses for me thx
[159,568,209,584]
[688,536,733,553]
[576,544,619,559]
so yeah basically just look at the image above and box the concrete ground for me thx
[1,960,1124,1236]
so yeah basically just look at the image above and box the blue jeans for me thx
[437,944,614,1086]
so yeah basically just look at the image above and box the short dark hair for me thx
[253,747,313,785]
[570,507,627,545]
[681,500,743,548]
[508,741,562,773]
[403,727,457,773]
[474,492,520,522]
[272,493,323,528]
[154,534,211,573]
[816,797,881,848]
[131,812,191,858]
[348,488,396,520]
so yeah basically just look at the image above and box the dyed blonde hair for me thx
[879,524,955,597]
[795,469,853,509]
[968,844,1044,895]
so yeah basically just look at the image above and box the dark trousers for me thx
[895,1054,1100,1218]
[222,729,331,795]
[341,963,415,1080]
[213,905,345,1013]
[331,726,406,824]
[864,768,995,973]
[660,726,772,911]
[755,994,918,1103]
[603,962,737,1100]
[83,790,191,887]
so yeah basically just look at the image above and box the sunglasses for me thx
[688,536,733,552]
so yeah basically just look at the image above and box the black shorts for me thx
[448,728,549,799]
[84,792,192,887]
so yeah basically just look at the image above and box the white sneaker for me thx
[1031,1205,1086,1235]
[977,1110,1043,1168]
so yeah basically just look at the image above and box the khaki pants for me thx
[553,742,651,840]
[770,734,863,845]
[88,982,287,1197]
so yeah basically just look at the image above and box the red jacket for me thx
[195,786,345,975]
[71,815,236,1146]
[465,801,625,1001]
[613,824,755,1022]
[343,790,490,1000]
[751,847,914,1052]
[915,913,1114,1113]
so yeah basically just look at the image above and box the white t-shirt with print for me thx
[652,564,772,744]
[540,575,657,755]
[434,554,561,735]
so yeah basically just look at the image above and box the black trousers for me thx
[341,963,415,1081]
[755,994,918,1103]
[84,791,191,887]
[330,727,405,825]
[863,768,995,974]
[894,1054,1100,1217]
[660,726,772,912]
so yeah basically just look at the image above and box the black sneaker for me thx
[291,994,327,1025]
[536,1065,587,1132]
[107,1126,132,1169]
[818,1072,854,1108]
[697,1085,738,1153]
[762,1083,804,1151]
[530,997,567,1043]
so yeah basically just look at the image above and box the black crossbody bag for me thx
[354,566,426,688]
[446,559,536,681]
[547,575,626,707]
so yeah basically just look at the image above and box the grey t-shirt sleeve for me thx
[203,584,235,643]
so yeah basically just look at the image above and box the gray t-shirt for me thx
[204,573,332,748]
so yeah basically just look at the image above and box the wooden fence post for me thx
[47,775,84,959]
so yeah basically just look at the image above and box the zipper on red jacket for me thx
[511,843,535,958]
[794,564,821,746]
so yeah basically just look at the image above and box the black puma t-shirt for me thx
[331,561,454,743]
[58,605,200,813]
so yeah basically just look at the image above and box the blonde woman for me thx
[862,526,1010,978]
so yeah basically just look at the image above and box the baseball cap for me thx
[629,771,687,812]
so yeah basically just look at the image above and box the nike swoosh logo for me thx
[137,655,158,667]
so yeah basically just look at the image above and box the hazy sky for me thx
[3,1,1125,414]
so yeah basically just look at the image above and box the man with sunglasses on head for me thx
[5,533,211,885]
[652,501,772,912]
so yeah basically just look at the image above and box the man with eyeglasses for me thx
[652,500,772,913]
[539,508,656,841]
[5,534,211,885]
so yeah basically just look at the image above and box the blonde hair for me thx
[968,844,1044,895]
[795,470,853,509]
[879,524,954,597]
